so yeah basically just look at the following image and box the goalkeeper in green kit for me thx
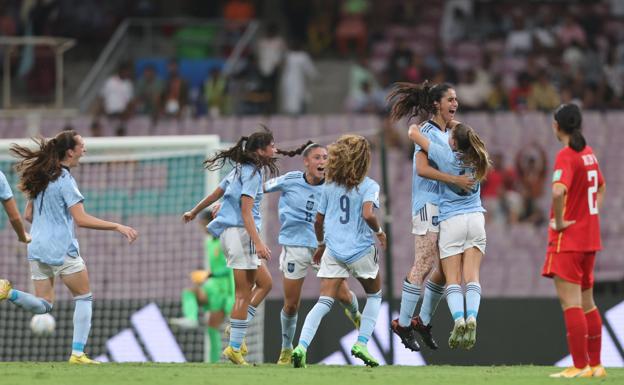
[170,209,234,363]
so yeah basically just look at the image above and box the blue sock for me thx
[228,319,248,351]
[246,305,257,323]
[8,289,52,314]
[345,290,359,317]
[465,282,482,319]
[71,293,93,355]
[280,309,298,349]
[358,290,382,345]
[398,280,420,327]
[418,279,445,325]
[298,296,334,349]
[445,284,464,321]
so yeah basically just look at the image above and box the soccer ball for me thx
[30,314,55,336]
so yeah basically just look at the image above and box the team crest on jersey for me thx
[432,216,439,226]
[287,262,295,273]
[552,169,562,182]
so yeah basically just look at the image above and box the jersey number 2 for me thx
[587,170,598,215]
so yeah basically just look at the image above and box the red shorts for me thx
[542,251,596,289]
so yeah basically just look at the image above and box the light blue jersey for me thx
[412,121,450,215]
[208,164,264,237]
[265,171,322,249]
[427,142,485,222]
[318,177,379,264]
[28,168,84,266]
[0,171,13,201]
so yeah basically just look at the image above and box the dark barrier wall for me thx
[263,294,624,365]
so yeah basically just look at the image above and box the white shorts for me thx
[30,256,86,280]
[279,246,317,280]
[412,203,440,235]
[317,246,379,279]
[220,227,261,270]
[439,212,486,259]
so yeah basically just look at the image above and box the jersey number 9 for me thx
[339,195,350,224]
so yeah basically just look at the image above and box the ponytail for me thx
[554,103,586,152]
[453,124,491,181]
[387,81,454,123]
[276,140,314,157]
[10,130,79,199]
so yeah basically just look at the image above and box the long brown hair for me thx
[387,80,454,122]
[203,126,311,178]
[325,135,371,190]
[10,130,79,200]
[453,124,491,181]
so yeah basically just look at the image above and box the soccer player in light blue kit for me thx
[387,81,475,351]
[409,121,490,350]
[184,128,302,365]
[265,143,361,365]
[0,130,138,364]
[292,135,386,368]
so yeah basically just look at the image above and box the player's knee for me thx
[283,303,298,315]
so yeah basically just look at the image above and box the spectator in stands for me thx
[515,143,547,226]
[603,48,624,106]
[528,71,560,111]
[505,12,533,55]
[222,0,255,23]
[346,56,380,109]
[404,53,424,84]
[509,72,532,111]
[486,76,509,111]
[481,153,522,225]
[256,22,286,114]
[161,60,189,119]
[279,40,318,115]
[557,15,587,47]
[387,38,413,84]
[335,0,370,57]
[204,67,228,118]
[135,65,163,124]
[307,8,333,56]
[455,68,490,111]
[345,80,385,114]
[237,54,272,115]
[93,63,134,136]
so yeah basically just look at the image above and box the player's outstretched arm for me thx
[183,186,225,223]
[362,201,386,249]
[415,152,475,191]
[2,198,30,243]
[69,203,138,243]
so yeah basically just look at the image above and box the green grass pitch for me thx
[0,363,621,385]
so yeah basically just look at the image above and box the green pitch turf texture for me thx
[0,363,621,385]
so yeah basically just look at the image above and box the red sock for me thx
[564,307,589,369]
[585,308,602,367]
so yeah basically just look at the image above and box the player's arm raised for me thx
[415,151,475,191]
[183,186,225,223]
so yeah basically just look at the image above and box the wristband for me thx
[317,240,326,246]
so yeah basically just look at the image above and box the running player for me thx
[0,130,138,364]
[387,81,475,351]
[409,121,489,350]
[264,143,361,365]
[291,135,386,368]
[542,104,607,378]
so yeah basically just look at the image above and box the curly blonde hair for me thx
[325,135,371,190]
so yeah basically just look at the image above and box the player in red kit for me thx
[542,104,607,378]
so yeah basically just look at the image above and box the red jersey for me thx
[547,146,604,252]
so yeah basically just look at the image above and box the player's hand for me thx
[117,224,138,243]
[210,203,222,218]
[182,210,196,223]
[313,245,325,265]
[376,231,387,249]
[550,219,576,232]
[453,174,475,192]
[255,241,271,261]
[19,233,32,244]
